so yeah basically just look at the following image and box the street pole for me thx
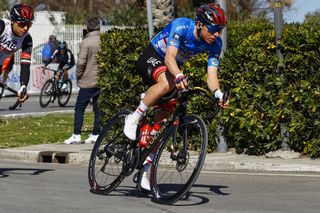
[273,0,290,151]
[273,0,284,63]
[146,0,154,40]
[217,0,227,56]
[216,0,228,153]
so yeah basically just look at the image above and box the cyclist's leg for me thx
[63,69,69,83]
[124,45,175,141]
[143,72,175,107]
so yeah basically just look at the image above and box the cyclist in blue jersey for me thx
[124,3,228,140]
[124,3,229,191]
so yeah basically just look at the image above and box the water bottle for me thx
[139,124,152,148]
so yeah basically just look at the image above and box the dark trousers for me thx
[74,87,101,135]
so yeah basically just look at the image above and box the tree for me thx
[152,0,175,28]
[304,10,320,24]
[0,0,9,12]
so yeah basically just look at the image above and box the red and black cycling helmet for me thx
[10,3,34,23]
[196,3,227,32]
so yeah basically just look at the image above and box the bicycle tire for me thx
[150,114,208,204]
[39,79,54,108]
[88,110,132,195]
[58,79,72,107]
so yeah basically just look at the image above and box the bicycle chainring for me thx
[122,147,140,177]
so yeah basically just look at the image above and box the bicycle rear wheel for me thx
[88,110,133,195]
[39,79,54,108]
[58,79,72,107]
[150,115,208,204]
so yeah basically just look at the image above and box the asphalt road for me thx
[0,94,79,117]
[1,160,320,213]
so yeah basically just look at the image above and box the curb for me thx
[202,160,320,173]
[0,110,74,120]
[1,147,320,173]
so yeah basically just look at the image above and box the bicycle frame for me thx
[43,68,63,99]
[134,86,220,171]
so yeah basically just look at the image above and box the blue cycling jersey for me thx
[150,17,222,68]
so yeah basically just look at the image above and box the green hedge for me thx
[97,20,320,158]
[219,20,320,157]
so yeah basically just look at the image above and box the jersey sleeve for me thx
[67,50,75,67]
[0,19,5,35]
[207,37,223,68]
[20,34,33,64]
[166,19,189,49]
[20,34,33,86]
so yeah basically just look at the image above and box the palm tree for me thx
[152,0,175,28]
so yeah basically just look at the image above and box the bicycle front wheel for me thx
[150,115,208,204]
[58,79,72,107]
[39,79,54,108]
[88,110,133,195]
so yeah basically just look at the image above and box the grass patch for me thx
[0,112,95,148]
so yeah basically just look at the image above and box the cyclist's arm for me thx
[207,66,219,92]
[164,46,180,77]
[44,49,57,67]
[0,19,5,35]
[207,40,222,93]
[20,34,32,86]
[63,49,75,71]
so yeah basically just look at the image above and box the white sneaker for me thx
[123,113,139,141]
[61,83,67,90]
[140,163,151,191]
[64,134,81,144]
[85,134,98,144]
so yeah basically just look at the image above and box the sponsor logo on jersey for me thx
[147,57,161,67]
[172,33,181,41]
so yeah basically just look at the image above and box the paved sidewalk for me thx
[1,143,320,173]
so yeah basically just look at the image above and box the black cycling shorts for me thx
[136,44,168,86]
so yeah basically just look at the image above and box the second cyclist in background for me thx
[44,41,75,90]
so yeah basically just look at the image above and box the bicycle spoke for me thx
[88,110,131,194]
[151,115,208,204]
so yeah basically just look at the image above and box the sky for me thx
[283,0,320,23]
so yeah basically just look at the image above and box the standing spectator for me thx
[42,34,58,64]
[64,17,101,144]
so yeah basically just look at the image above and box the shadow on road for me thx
[88,184,231,206]
[0,168,54,178]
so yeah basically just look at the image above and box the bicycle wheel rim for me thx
[58,79,72,106]
[39,80,54,108]
[88,110,131,194]
[151,115,208,204]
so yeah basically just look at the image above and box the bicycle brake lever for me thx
[223,91,231,104]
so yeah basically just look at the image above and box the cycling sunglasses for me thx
[16,21,33,28]
[206,25,224,33]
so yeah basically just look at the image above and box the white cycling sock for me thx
[131,100,148,121]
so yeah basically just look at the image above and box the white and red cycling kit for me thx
[0,18,32,86]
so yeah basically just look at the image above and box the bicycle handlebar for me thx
[0,82,29,110]
[156,83,226,121]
